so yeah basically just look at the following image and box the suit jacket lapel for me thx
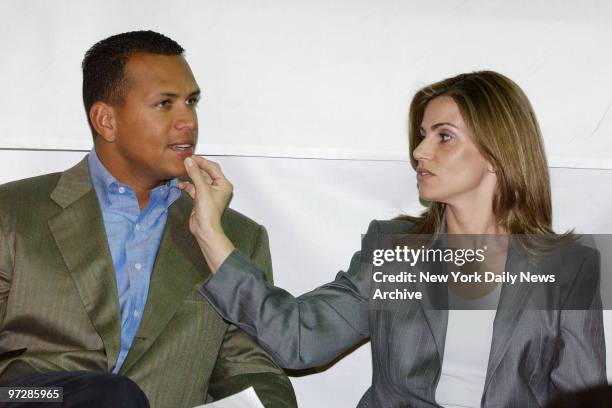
[119,195,211,374]
[419,224,449,369]
[414,253,448,377]
[484,239,537,391]
[48,157,121,371]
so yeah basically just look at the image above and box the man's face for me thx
[104,53,200,187]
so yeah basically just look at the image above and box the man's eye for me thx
[186,97,200,107]
[156,100,171,108]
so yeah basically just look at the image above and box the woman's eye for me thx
[440,133,452,143]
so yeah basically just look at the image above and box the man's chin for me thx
[157,165,189,183]
[169,168,189,181]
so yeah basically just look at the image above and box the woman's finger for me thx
[179,181,196,199]
[190,156,227,183]
[183,157,211,194]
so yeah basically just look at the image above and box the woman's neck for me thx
[444,204,509,270]
[444,204,506,235]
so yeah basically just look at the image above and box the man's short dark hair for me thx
[82,30,184,136]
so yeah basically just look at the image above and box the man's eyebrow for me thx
[419,122,460,132]
[188,89,201,98]
[155,89,201,98]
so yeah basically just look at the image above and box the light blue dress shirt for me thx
[88,150,181,373]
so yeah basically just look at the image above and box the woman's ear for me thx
[89,102,117,142]
[486,160,496,173]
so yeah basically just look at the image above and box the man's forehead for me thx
[123,52,197,88]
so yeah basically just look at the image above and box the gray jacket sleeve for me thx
[550,246,607,391]
[198,222,379,370]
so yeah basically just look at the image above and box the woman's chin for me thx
[417,191,436,202]
[418,192,450,207]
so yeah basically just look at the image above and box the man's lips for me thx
[168,142,194,152]
[168,143,194,160]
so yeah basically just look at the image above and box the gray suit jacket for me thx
[200,220,606,407]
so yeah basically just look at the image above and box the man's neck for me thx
[94,147,161,211]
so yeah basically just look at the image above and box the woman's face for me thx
[413,96,496,206]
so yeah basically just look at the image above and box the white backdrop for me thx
[1,1,612,167]
[1,1,612,406]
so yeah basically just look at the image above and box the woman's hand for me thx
[179,156,235,273]
[180,156,232,233]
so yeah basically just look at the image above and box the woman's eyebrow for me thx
[419,122,460,132]
[431,122,459,130]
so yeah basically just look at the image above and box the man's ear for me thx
[90,101,117,142]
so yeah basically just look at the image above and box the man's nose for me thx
[175,106,197,132]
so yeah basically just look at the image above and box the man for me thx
[0,31,296,408]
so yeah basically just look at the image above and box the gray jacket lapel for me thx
[414,254,448,383]
[484,239,537,392]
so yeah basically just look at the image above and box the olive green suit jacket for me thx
[0,157,296,408]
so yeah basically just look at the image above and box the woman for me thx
[180,71,605,407]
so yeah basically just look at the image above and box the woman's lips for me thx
[416,168,435,182]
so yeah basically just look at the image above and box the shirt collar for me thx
[149,178,181,209]
[88,148,118,207]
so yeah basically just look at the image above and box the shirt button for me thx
[118,186,126,194]
[135,224,141,231]
[134,263,142,270]
[133,310,140,318]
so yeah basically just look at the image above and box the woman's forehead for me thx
[421,96,466,130]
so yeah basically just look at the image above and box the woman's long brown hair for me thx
[399,71,563,238]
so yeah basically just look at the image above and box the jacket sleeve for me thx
[200,222,377,370]
[550,246,607,393]
[207,225,297,408]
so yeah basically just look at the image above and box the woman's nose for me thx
[413,137,433,161]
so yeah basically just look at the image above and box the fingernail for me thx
[185,157,194,167]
